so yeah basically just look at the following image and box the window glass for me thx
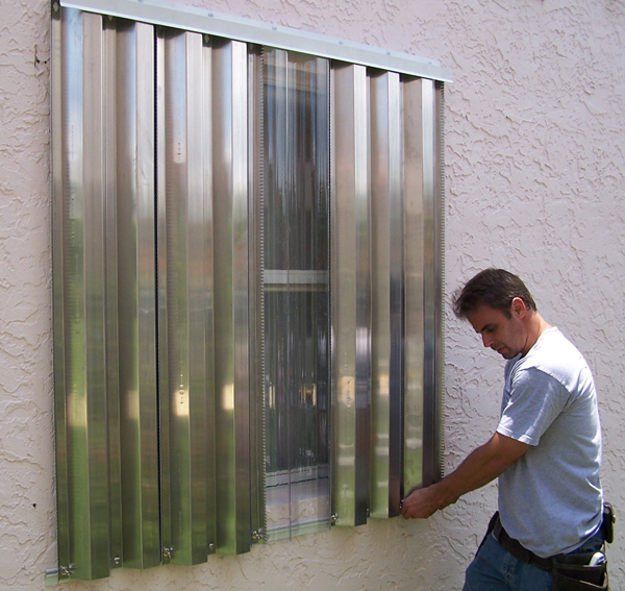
[262,48,331,539]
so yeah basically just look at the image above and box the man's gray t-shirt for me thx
[496,327,603,558]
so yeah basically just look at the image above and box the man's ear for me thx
[510,296,527,318]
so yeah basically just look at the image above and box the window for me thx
[262,49,331,539]
[51,0,448,581]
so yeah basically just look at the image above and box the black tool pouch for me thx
[602,502,615,544]
[552,553,608,591]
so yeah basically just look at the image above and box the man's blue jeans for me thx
[462,528,604,590]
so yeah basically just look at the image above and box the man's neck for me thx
[521,312,551,356]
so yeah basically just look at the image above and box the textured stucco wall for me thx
[1,0,624,589]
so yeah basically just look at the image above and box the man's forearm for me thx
[401,432,528,519]
[431,434,525,509]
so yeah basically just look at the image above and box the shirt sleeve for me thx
[496,367,569,446]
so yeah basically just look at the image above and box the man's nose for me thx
[482,333,493,348]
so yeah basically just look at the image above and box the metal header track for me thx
[55,0,452,82]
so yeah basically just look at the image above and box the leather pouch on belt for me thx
[552,552,608,591]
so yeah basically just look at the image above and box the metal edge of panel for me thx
[420,79,438,488]
[247,44,267,543]
[80,10,111,579]
[181,35,199,562]
[401,77,425,496]
[322,54,332,534]
[159,30,194,565]
[185,30,211,565]
[62,9,91,578]
[369,71,392,520]
[386,72,403,517]
[353,63,370,527]
[329,63,361,528]
[171,30,193,566]
[328,62,336,528]
[116,20,160,569]
[155,26,172,566]
[202,33,218,559]
[231,39,252,554]
[102,15,122,568]
[212,36,235,555]
[136,21,160,565]
[114,18,137,568]
[328,62,344,527]
[50,7,71,581]
[434,82,446,481]
[329,62,348,527]
[245,45,256,541]
[56,0,452,82]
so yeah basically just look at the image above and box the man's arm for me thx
[400,432,528,519]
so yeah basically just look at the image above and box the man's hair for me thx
[453,268,537,319]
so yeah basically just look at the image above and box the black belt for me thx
[491,514,554,571]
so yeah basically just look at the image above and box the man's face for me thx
[466,302,528,359]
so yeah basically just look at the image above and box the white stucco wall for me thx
[1,0,624,589]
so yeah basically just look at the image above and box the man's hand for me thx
[400,485,440,519]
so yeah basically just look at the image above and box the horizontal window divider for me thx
[263,269,329,285]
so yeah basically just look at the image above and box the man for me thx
[401,268,604,590]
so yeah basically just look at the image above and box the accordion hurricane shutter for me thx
[51,1,446,581]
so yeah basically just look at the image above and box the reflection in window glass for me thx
[262,48,330,539]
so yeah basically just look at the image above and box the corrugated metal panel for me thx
[420,78,442,487]
[330,69,444,521]
[156,29,216,565]
[114,19,160,570]
[330,63,371,527]
[212,39,253,555]
[402,78,427,495]
[370,71,403,518]
[102,15,122,568]
[52,9,111,580]
[52,9,162,579]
